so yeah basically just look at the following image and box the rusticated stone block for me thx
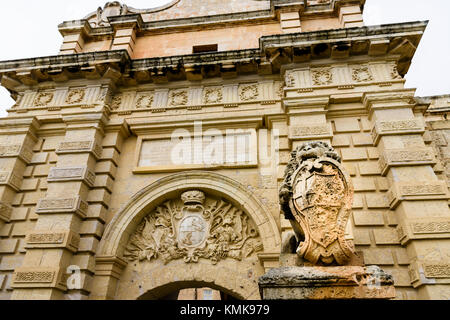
[20,178,39,191]
[409,261,450,288]
[79,221,104,238]
[352,178,376,191]
[95,161,117,178]
[334,118,361,133]
[78,237,99,253]
[353,229,371,245]
[352,211,385,226]
[0,143,33,164]
[365,194,389,209]
[0,202,13,223]
[0,239,18,253]
[362,248,394,265]
[352,133,373,146]
[30,152,49,165]
[358,162,381,175]
[0,171,23,191]
[332,135,350,147]
[341,147,367,161]
[373,228,400,245]
[0,255,24,271]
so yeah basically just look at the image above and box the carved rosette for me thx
[124,190,263,265]
[280,142,356,265]
[311,68,333,86]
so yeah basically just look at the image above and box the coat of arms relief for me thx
[280,142,356,265]
[124,191,263,265]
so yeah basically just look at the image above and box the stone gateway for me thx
[0,0,449,300]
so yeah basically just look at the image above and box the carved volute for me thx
[124,190,263,265]
[280,142,356,265]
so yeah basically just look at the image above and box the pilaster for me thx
[365,90,450,299]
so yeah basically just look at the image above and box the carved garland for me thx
[124,190,263,265]
[204,88,223,104]
[239,84,259,101]
[169,90,189,106]
[136,95,154,109]
[66,89,86,104]
[311,68,333,86]
[352,65,374,82]
[34,92,54,107]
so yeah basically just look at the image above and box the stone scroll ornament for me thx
[279,142,356,265]
[124,191,263,265]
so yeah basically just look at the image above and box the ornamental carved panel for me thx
[239,84,259,101]
[280,142,356,265]
[203,87,223,104]
[311,68,333,86]
[65,89,86,104]
[34,92,54,107]
[124,190,263,265]
[136,94,154,109]
[351,65,374,82]
[169,90,189,106]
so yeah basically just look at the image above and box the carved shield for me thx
[291,159,354,265]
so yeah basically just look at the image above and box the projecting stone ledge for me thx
[258,266,395,300]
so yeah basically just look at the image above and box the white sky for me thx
[0,0,448,116]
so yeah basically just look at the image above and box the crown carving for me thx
[181,190,205,205]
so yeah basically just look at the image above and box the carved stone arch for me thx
[91,171,280,300]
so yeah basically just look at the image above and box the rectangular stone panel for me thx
[379,147,436,175]
[25,230,80,253]
[288,124,333,140]
[0,171,23,191]
[397,218,450,245]
[387,181,449,209]
[47,166,95,187]
[137,130,257,171]
[11,267,67,290]
[36,196,88,218]
[409,261,450,288]
[0,143,33,164]
[372,119,425,145]
[56,141,102,159]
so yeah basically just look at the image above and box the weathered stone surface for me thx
[259,266,395,300]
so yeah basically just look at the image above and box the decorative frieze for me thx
[0,143,33,164]
[136,94,154,109]
[12,268,67,290]
[36,196,88,218]
[0,171,23,191]
[56,141,102,159]
[423,264,450,278]
[397,218,450,245]
[372,119,425,145]
[0,202,13,222]
[288,124,333,140]
[351,65,374,83]
[48,166,95,187]
[387,181,449,209]
[26,230,80,252]
[379,147,436,175]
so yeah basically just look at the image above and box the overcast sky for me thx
[0,0,448,116]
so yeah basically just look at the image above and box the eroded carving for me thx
[280,142,356,265]
[136,95,154,109]
[169,90,188,106]
[92,2,129,27]
[124,190,263,265]
[66,89,86,104]
[34,92,54,107]
[239,84,259,101]
[311,68,333,86]
[14,271,55,283]
[204,87,223,104]
[352,65,374,82]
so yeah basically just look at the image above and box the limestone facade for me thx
[0,0,449,300]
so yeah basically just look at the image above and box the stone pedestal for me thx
[259,266,395,300]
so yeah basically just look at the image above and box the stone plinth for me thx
[259,266,395,300]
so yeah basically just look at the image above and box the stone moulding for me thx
[387,181,450,209]
[397,218,450,245]
[0,144,33,164]
[0,202,13,223]
[372,119,425,145]
[288,124,333,140]
[258,266,395,300]
[47,166,96,188]
[11,268,67,290]
[25,230,80,253]
[56,141,103,160]
[379,147,436,176]
[0,171,23,192]
[36,196,88,218]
